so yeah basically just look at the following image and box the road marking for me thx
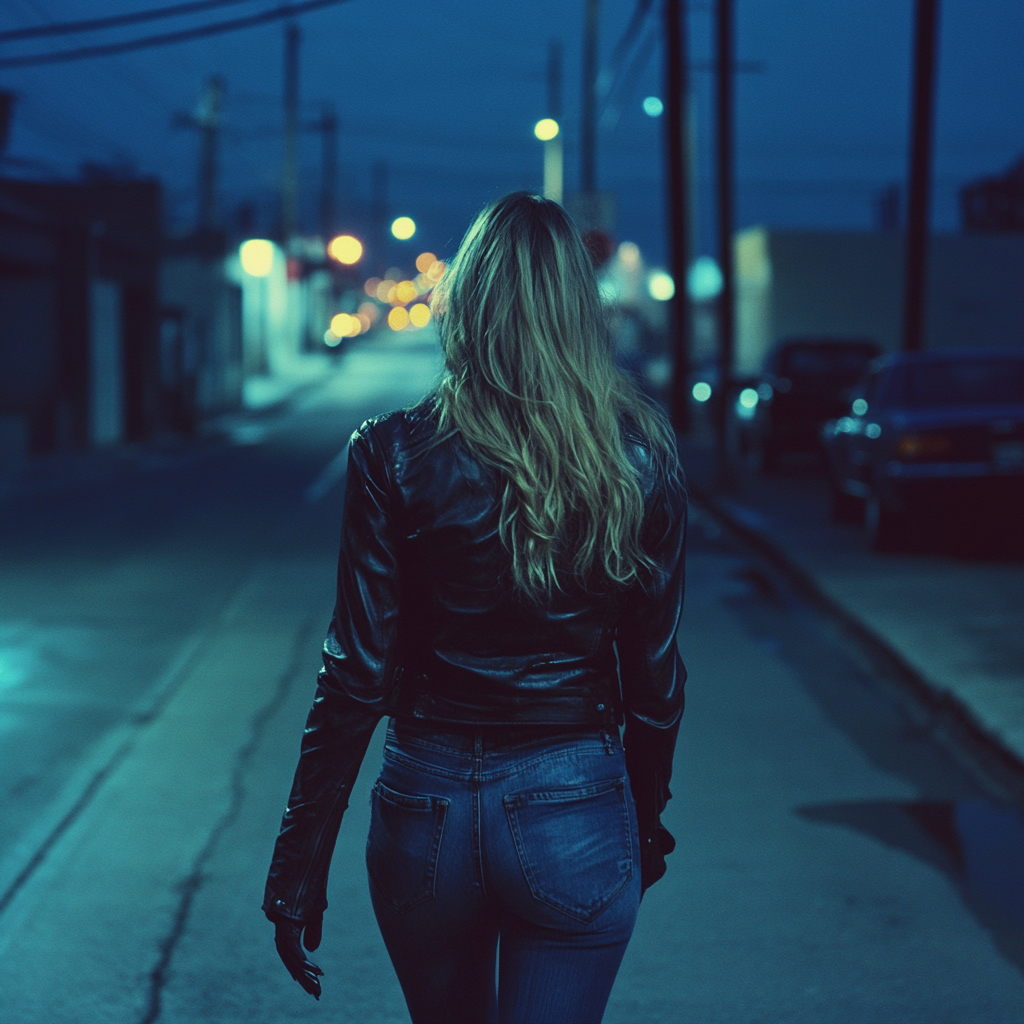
[0,571,257,919]
[305,449,347,503]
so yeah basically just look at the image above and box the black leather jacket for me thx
[264,402,687,922]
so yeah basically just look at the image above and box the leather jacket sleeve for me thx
[263,422,400,923]
[618,463,687,889]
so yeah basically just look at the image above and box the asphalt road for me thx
[1,331,1022,1023]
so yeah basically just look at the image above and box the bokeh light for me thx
[409,303,431,328]
[534,118,560,141]
[376,279,397,303]
[688,256,723,300]
[364,277,382,297]
[425,259,446,284]
[618,241,641,269]
[358,301,378,323]
[388,306,410,330]
[648,270,675,301]
[692,381,712,402]
[391,216,416,240]
[327,234,363,265]
[239,239,274,276]
[395,280,418,305]
[415,252,438,274]
[323,329,342,348]
[642,96,664,117]
[330,312,360,337]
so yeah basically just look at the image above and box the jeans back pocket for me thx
[366,780,449,912]
[504,777,634,923]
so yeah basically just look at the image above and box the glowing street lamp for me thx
[533,119,563,204]
[391,216,416,240]
[327,234,363,265]
[239,238,274,276]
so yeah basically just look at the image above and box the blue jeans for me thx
[366,719,643,1024]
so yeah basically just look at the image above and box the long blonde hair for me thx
[428,191,678,601]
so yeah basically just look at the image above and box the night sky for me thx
[2,0,1022,268]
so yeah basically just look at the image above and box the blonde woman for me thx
[264,192,687,1024]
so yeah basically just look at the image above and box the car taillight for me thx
[894,433,952,460]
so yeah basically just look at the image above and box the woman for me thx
[263,192,687,1024]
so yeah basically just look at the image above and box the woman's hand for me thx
[273,915,324,999]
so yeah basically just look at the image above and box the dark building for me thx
[0,177,162,459]
[960,156,1024,234]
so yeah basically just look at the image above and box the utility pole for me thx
[313,103,338,239]
[281,22,300,242]
[196,76,223,230]
[172,77,224,232]
[580,0,600,193]
[902,0,941,352]
[664,0,691,433]
[715,0,735,487]
[545,40,564,203]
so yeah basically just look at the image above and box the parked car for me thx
[821,349,1024,551]
[747,337,881,471]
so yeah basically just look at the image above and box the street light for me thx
[391,216,416,240]
[534,119,563,204]
[239,238,274,276]
[327,234,363,265]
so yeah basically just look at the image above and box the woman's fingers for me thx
[274,920,324,999]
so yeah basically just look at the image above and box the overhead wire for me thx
[0,0,260,43]
[0,0,353,69]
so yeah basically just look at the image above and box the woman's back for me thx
[331,401,686,728]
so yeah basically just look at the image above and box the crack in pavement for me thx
[139,614,319,1024]
[0,571,255,919]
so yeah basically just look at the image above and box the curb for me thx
[688,480,1024,803]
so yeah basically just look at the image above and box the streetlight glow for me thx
[648,270,675,301]
[391,216,416,240]
[327,234,363,265]
[534,118,560,142]
[239,238,274,276]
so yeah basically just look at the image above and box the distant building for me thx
[0,177,163,461]
[734,228,1024,375]
[960,156,1024,234]
[160,229,243,432]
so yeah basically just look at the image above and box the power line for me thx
[0,0,258,43]
[0,0,352,69]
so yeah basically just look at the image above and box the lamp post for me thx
[534,118,563,203]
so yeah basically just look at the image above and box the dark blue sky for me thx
[2,0,1022,266]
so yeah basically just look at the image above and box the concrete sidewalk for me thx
[679,433,1024,794]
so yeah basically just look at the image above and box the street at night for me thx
[2,335,1022,1022]
[2,1,1024,1021]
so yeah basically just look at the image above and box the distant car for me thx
[747,338,882,471]
[822,349,1024,551]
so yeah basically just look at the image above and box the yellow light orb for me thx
[328,234,363,265]
[534,118,559,142]
[391,216,416,240]
[395,280,418,305]
[409,303,431,328]
[330,312,357,337]
[415,251,437,274]
[376,279,396,303]
[239,238,274,277]
[426,259,447,283]
[388,306,410,330]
